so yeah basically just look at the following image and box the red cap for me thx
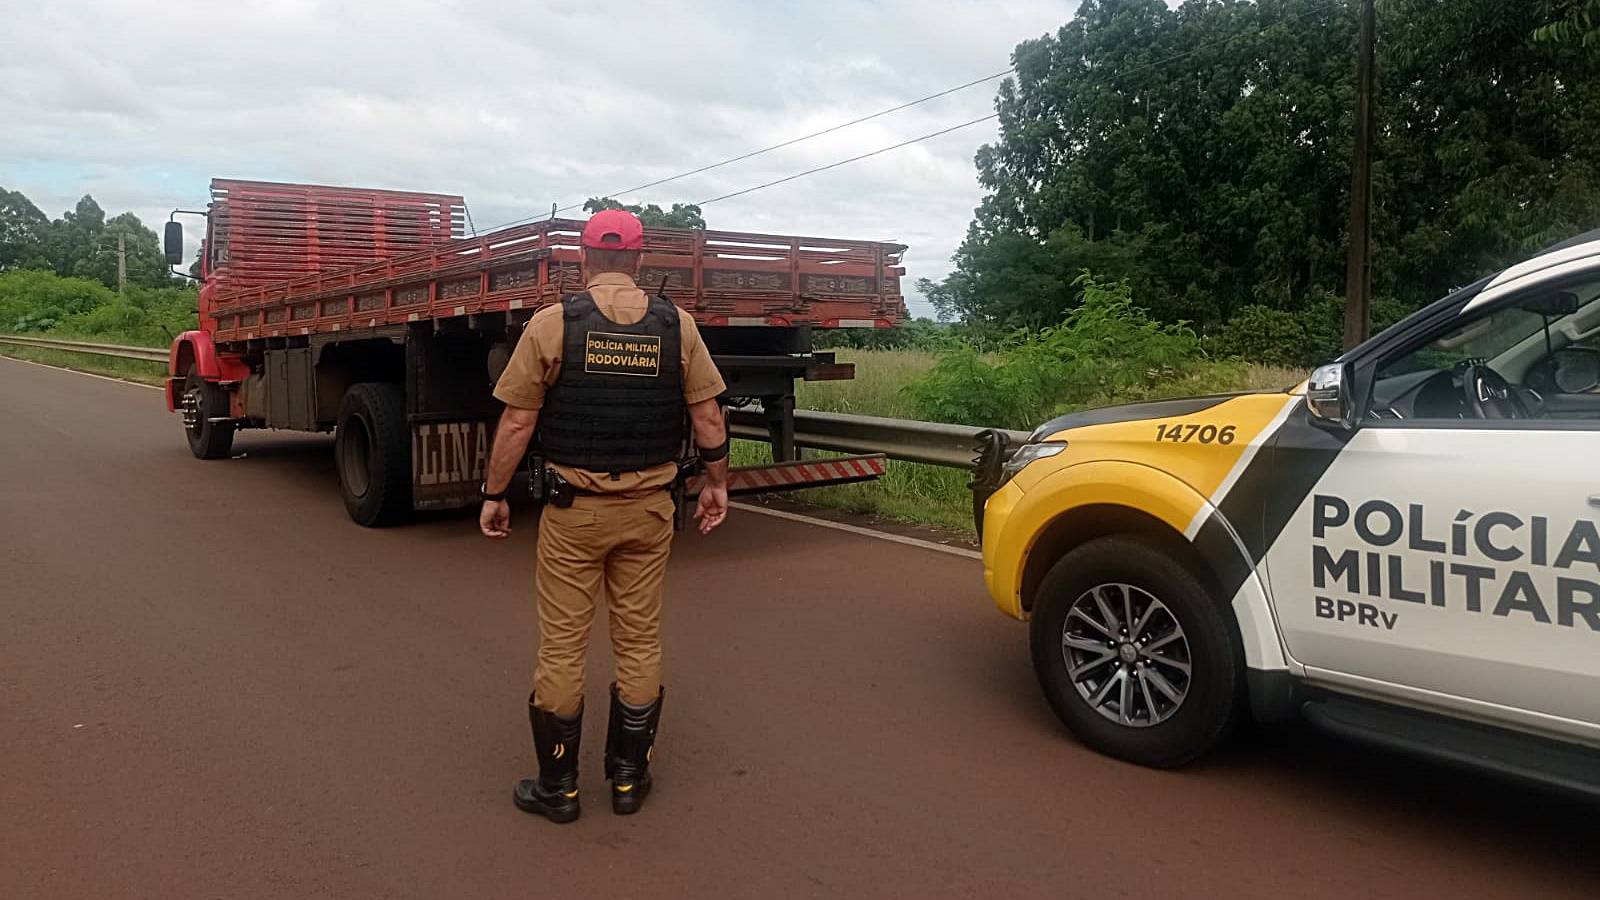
[581,209,645,250]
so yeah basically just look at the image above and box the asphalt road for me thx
[2,354,1597,899]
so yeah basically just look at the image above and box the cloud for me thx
[0,0,1079,316]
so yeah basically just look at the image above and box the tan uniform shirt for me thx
[492,271,726,494]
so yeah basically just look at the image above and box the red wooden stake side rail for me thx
[201,184,907,345]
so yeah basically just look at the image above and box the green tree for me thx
[1379,0,1600,303]
[0,188,51,271]
[80,212,172,289]
[938,0,1354,331]
[928,0,1600,344]
[1533,0,1600,45]
[583,197,708,229]
[34,194,112,284]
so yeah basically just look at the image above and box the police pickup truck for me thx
[975,233,1600,794]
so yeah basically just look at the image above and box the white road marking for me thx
[730,502,981,560]
[2,354,984,558]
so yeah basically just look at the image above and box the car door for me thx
[1262,267,1600,741]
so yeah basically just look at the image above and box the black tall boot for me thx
[513,695,582,823]
[604,683,663,815]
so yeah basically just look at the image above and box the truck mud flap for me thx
[411,418,493,510]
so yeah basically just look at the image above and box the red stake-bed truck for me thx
[162,179,907,525]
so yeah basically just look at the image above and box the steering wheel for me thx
[1461,364,1528,419]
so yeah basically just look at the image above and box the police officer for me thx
[478,209,730,823]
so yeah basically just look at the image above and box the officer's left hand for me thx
[480,500,512,539]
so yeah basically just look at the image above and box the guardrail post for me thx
[762,394,797,462]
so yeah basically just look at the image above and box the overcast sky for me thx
[1,0,1089,317]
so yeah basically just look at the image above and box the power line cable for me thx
[476,0,1344,227]
[553,67,1015,214]
[688,0,1345,209]
[694,113,999,207]
[469,68,1015,233]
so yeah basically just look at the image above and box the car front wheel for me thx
[1029,535,1243,768]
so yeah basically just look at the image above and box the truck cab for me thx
[978,232,1600,793]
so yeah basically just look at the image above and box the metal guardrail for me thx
[0,334,168,362]
[0,335,1034,470]
[730,408,1031,468]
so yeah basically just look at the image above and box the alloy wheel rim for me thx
[1061,583,1192,728]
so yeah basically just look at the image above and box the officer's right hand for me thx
[480,500,512,539]
[694,485,728,534]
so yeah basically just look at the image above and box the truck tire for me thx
[1029,535,1243,768]
[335,382,412,527]
[183,365,235,460]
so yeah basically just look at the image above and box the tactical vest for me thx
[537,291,685,472]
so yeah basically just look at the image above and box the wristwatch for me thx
[480,482,508,502]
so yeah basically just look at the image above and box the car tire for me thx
[183,365,235,460]
[1029,535,1243,768]
[335,382,412,527]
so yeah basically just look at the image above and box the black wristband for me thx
[480,482,508,502]
[697,436,730,463]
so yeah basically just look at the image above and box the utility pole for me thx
[1343,0,1376,349]
[115,232,127,294]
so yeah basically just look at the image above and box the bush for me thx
[1203,305,1323,367]
[0,270,197,346]
[1204,292,1416,367]
[0,270,116,332]
[904,272,1203,428]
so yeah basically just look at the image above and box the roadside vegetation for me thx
[742,277,1301,532]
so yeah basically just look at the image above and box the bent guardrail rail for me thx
[729,407,1030,468]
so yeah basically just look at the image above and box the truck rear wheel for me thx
[182,365,235,460]
[336,382,412,527]
[1029,535,1243,768]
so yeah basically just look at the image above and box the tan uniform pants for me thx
[533,490,675,717]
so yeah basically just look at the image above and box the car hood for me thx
[1028,392,1280,442]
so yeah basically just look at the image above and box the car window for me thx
[1371,275,1600,421]
[1378,306,1547,379]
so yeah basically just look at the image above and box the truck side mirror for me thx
[1306,363,1356,429]
[164,221,184,265]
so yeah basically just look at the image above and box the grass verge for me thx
[0,344,168,385]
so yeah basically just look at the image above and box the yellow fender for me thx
[984,459,1288,672]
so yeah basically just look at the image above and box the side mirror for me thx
[1306,363,1356,429]
[163,221,184,265]
[1552,346,1600,394]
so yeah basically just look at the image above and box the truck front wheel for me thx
[1029,535,1244,768]
[336,382,412,527]
[182,365,235,460]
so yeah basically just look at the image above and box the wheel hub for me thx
[181,387,203,430]
[1061,583,1193,728]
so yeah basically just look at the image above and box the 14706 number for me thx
[1155,422,1236,445]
